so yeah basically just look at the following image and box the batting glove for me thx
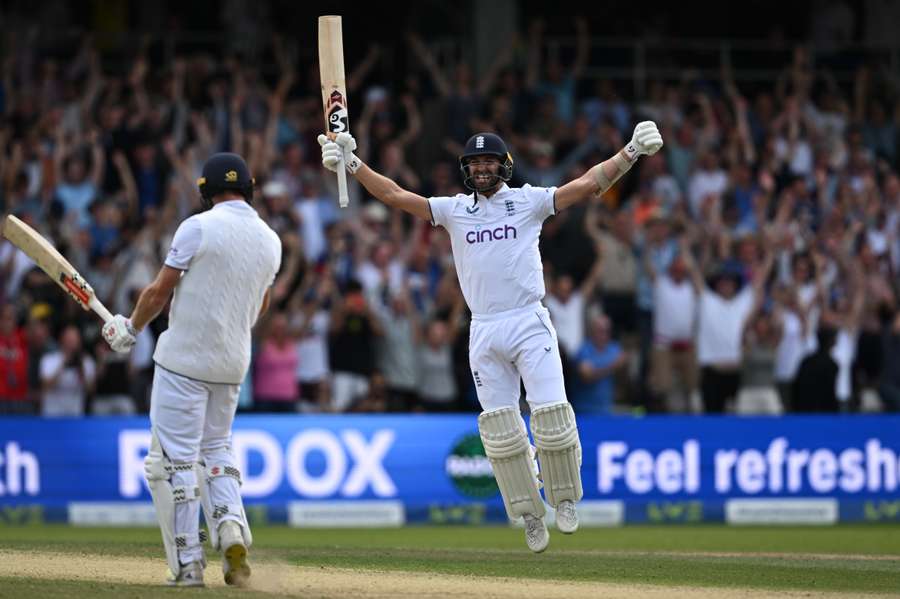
[318,133,362,174]
[624,121,664,161]
[102,314,137,353]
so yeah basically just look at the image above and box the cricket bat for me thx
[318,15,350,208]
[2,215,113,323]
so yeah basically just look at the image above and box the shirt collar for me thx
[212,199,253,211]
[475,183,510,203]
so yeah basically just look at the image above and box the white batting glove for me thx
[624,121,664,161]
[102,314,137,353]
[318,133,362,174]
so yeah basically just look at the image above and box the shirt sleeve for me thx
[735,286,756,321]
[164,216,203,270]
[427,196,455,228]
[522,184,558,222]
[269,232,283,286]
[40,353,60,382]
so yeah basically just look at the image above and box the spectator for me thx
[417,319,459,412]
[373,288,420,412]
[585,204,637,337]
[328,280,383,412]
[685,244,773,413]
[289,274,334,413]
[736,311,784,415]
[0,304,31,414]
[879,311,900,412]
[635,210,678,408]
[647,253,698,413]
[38,325,95,417]
[92,339,136,415]
[793,328,840,412]
[544,244,603,379]
[52,129,104,228]
[417,291,465,412]
[772,284,817,410]
[253,312,299,412]
[572,314,627,415]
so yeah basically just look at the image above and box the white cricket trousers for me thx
[469,303,568,413]
[150,366,245,563]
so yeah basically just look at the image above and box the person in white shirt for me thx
[320,122,663,553]
[39,325,95,417]
[544,248,603,389]
[101,153,281,587]
[645,253,698,413]
[683,244,773,413]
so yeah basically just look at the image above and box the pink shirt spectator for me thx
[254,340,299,402]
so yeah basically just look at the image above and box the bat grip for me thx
[337,157,349,208]
[89,296,114,324]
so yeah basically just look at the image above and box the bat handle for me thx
[337,157,349,208]
[89,296,114,324]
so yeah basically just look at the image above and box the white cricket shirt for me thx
[154,200,282,384]
[428,184,556,316]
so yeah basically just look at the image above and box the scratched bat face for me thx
[329,107,348,133]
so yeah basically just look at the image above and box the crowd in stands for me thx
[1,17,899,417]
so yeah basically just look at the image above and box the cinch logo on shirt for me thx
[465,224,517,244]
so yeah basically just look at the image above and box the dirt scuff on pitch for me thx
[0,549,881,599]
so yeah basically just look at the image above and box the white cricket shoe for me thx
[555,500,579,534]
[220,521,251,586]
[523,514,549,553]
[166,560,205,587]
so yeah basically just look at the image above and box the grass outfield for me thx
[1,524,899,597]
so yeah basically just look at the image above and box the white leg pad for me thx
[144,433,202,577]
[478,407,546,520]
[531,402,583,507]
[197,456,252,550]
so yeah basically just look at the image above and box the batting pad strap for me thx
[531,402,584,507]
[478,407,546,520]
[206,463,242,485]
[175,532,201,549]
[171,485,200,504]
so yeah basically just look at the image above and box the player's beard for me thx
[471,171,501,194]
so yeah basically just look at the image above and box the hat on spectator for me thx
[29,303,52,321]
[708,260,744,289]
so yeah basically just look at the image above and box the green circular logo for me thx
[445,433,499,498]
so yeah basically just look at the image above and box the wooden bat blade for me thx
[318,15,350,208]
[2,215,113,323]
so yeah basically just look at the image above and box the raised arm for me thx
[87,129,105,189]
[680,236,706,294]
[554,121,663,212]
[748,246,776,316]
[319,132,432,221]
[407,34,450,98]
[579,242,604,297]
[112,150,139,221]
[570,16,590,80]
[394,94,422,149]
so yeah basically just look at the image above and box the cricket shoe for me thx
[166,560,205,587]
[555,500,578,534]
[523,513,549,553]
[220,521,251,586]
